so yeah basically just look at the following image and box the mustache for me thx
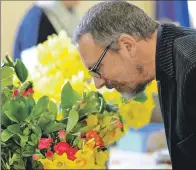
[105,81,119,89]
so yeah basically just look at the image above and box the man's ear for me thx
[119,34,136,57]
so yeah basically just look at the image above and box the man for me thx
[13,1,79,60]
[73,1,196,169]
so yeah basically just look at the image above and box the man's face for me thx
[77,33,152,100]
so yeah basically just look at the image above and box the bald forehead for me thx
[78,33,96,47]
[77,33,104,67]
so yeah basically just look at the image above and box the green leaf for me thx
[23,146,36,157]
[1,129,14,142]
[44,123,66,134]
[7,124,21,134]
[2,112,12,127]
[30,96,49,118]
[79,91,104,115]
[73,137,79,147]
[2,99,28,123]
[31,124,42,137]
[9,153,21,165]
[1,87,12,105]
[3,54,15,68]
[31,134,39,145]
[13,160,25,169]
[2,100,19,123]
[18,101,28,122]
[1,66,15,89]
[19,96,35,116]
[28,141,36,146]
[14,59,28,83]
[79,126,93,134]
[66,109,79,133]
[37,115,53,130]
[61,81,80,110]
[48,100,58,118]
[19,135,29,147]
[19,81,32,93]
[134,92,148,103]
[23,127,30,136]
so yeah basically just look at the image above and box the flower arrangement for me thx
[1,56,124,169]
[24,31,157,131]
[1,31,158,169]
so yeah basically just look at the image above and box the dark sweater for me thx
[156,24,196,169]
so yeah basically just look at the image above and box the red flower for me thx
[67,147,77,161]
[13,90,19,98]
[27,88,34,94]
[45,151,54,159]
[114,120,123,129]
[53,142,70,155]
[58,130,66,139]
[22,88,34,97]
[32,154,38,160]
[22,90,28,97]
[85,130,104,147]
[38,138,53,150]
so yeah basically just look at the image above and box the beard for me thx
[120,82,148,100]
[108,79,153,101]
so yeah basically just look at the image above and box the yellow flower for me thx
[12,75,21,88]
[101,116,112,129]
[118,92,155,130]
[145,80,158,94]
[74,139,98,169]
[102,89,122,105]
[101,128,124,146]
[38,159,56,169]
[39,153,76,169]
[87,114,98,127]
[56,113,63,121]
[95,150,109,166]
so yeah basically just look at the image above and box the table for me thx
[108,148,172,169]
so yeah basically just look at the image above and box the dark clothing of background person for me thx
[13,6,57,60]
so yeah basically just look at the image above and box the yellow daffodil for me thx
[95,150,109,166]
[145,80,158,94]
[87,114,98,127]
[56,113,63,121]
[39,153,76,169]
[118,92,155,130]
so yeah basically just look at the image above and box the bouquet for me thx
[22,31,157,131]
[1,56,124,169]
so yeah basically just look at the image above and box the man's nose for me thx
[93,77,106,89]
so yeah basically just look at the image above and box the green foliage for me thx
[79,91,105,116]
[14,59,28,83]
[1,66,15,89]
[1,58,121,170]
[134,92,148,103]
[66,109,79,133]
[61,81,80,110]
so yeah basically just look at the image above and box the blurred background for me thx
[1,1,196,58]
[1,0,196,169]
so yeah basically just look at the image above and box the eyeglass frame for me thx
[88,41,114,78]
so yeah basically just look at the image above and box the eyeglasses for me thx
[89,42,114,78]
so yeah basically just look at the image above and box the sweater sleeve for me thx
[182,35,196,128]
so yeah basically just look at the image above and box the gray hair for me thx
[73,1,159,49]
